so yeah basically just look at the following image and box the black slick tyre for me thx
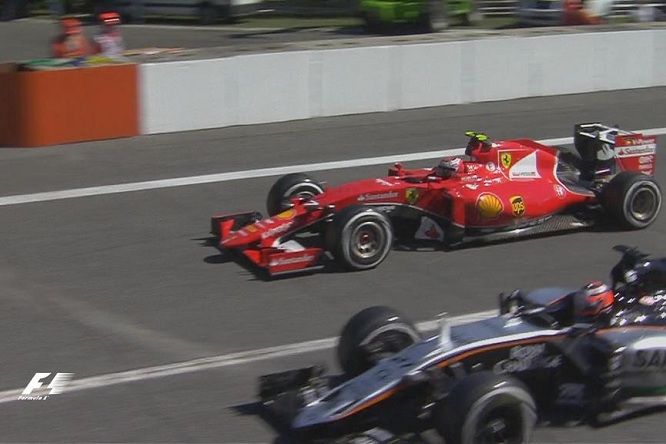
[601,171,662,230]
[433,371,537,444]
[326,205,393,271]
[337,306,421,377]
[266,173,325,217]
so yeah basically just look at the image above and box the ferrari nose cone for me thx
[220,227,260,248]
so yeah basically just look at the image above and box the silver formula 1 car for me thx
[258,246,666,443]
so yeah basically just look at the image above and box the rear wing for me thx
[574,123,656,178]
[614,132,657,176]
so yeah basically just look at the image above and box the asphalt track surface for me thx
[1,88,666,442]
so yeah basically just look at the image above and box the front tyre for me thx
[434,371,537,444]
[601,171,662,230]
[337,306,421,377]
[326,205,394,271]
[266,173,325,217]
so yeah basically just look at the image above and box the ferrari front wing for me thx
[210,212,326,276]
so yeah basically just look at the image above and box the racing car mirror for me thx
[611,245,650,289]
[302,200,322,212]
[499,289,524,314]
[437,312,452,349]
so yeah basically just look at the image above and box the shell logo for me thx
[276,209,296,220]
[476,193,504,220]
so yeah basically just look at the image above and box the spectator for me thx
[51,17,94,58]
[93,12,125,59]
[563,0,602,25]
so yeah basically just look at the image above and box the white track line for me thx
[0,309,496,404]
[0,129,663,208]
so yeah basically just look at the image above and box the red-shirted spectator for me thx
[51,18,94,58]
[563,0,603,25]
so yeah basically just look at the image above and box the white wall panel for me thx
[653,29,666,87]
[602,31,653,91]
[140,29,664,135]
[320,47,392,116]
[140,59,236,135]
[399,42,464,109]
[528,34,600,97]
[473,37,531,102]
[235,52,310,125]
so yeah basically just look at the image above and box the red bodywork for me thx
[211,130,657,276]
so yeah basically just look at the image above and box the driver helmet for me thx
[436,157,463,178]
[574,281,614,318]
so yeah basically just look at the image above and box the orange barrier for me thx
[0,63,139,147]
[0,63,18,147]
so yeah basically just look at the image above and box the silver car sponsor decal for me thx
[493,344,562,374]
[632,350,666,370]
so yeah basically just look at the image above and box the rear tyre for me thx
[601,171,662,229]
[337,306,421,377]
[434,371,537,444]
[326,205,393,271]
[266,173,325,217]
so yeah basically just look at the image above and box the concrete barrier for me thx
[3,27,665,144]
[139,28,666,135]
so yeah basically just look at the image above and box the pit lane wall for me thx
[1,29,665,147]
[141,29,666,135]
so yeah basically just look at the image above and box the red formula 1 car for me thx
[211,123,661,276]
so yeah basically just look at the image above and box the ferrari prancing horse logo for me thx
[501,152,512,169]
[406,188,419,205]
